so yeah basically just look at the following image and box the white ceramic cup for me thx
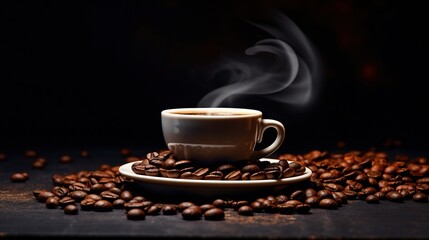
[161,107,285,166]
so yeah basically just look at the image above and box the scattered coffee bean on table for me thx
[29,148,429,222]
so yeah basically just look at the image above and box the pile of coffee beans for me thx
[28,148,429,221]
[131,150,306,180]
[280,150,429,204]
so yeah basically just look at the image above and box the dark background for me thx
[1,0,428,152]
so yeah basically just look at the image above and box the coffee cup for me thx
[161,107,285,166]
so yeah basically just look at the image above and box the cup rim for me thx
[161,107,262,118]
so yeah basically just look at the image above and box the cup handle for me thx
[250,119,285,160]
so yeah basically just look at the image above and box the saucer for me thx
[118,158,312,201]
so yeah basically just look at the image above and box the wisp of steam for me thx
[197,10,322,108]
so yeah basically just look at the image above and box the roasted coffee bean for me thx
[192,168,210,179]
[265,170,282,179]
[178,202,196,212]
[69,190,87,202]
[277,204,295,214]
[165,169,180,178]
[250,171,266,180]
[216,164,236,174]
[124,202,145,210]
[80,150,90,158]
[276,194,288,204]
[85,194,102,201]
[64,204,79,214]
[200,204,215,213]
[305,196,320,208]
[289,161,302,170]
[204,208,225,220]
[319,198,338,209]
[36,191,55,202]
[119,190,133,201]
[281,168,295,178]
[32,158,47,169]
[296,204,311,214]
[295,166,306,176]
[100,191,120,202]
[162,205,177,215]
[386,191,404,202]
[131,162,146,175]
[94,200,113,212]
[242,164,260,173]
[365,194,380,204]
[59,154,72,163]
[333,192,348,204]
[112,199,125,209]
[10,172,28,182]
[212,199,227,209]
[59,196,76,208]
[80,198,96,210]
[127,208,145,220]
[45,197,60,209]
[52,187,69,198]
[290,190,306,201]
[164,158,176,168]
[232,200,249,211]
[181,206,202,220]
[237,206,253,216]
[278,159,289,169]
[174,160,192,170]
[412,192,428,202]
[25,150,38,158]
[317,189,333,199]
[225,170,242,180]
[305,188,318,198]
[146,205,161,215]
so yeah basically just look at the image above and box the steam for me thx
[197,10,322,108]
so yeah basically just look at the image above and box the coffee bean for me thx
[365,194,380,204]
[178,202,196,212]
[204,208,225,220]
[146,205,161,215]
[237,206,253,216]
[212,199,227,209]
[112,199,126,209]
[52,187,69,198]
[305,196,320,208]
[36,191,55,202]
[64,204,79,214]
[200,204,215,213]
[290,190,306,201]
[225,170,242,180]
[386,191,404,202]
[45,197,60,209]
[412,192,428,203]
[127,208,145,220]
[10,172,28,182]
[94,200,113,212]
[59,154,72,163]
[80,198,96,210]
[69,190,88,202]
[32,158,47,169]
[250,171,266,180]
[162,205,177,215]
[277,204,295,214]
[319,198,338,209]
[181,206,202,220]
[296,204,311,214]
[59,196,76,208]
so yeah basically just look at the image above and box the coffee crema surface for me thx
[171,111,250,116]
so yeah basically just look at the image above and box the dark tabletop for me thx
[1,145,429,240]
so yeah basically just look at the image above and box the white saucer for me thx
[118,158,312,199]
